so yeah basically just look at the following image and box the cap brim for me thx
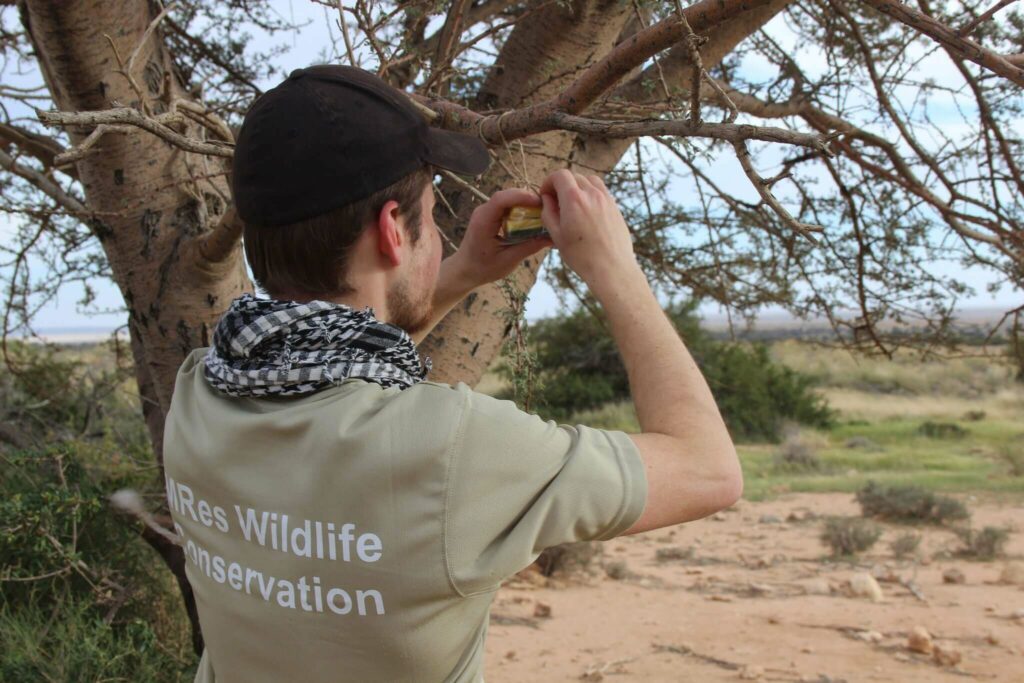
[422,127,491,176]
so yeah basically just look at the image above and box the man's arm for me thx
[538,170,742,535]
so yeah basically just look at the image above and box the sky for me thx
[2,1,1020,334]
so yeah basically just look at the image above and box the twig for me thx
[438,168,490,202]
[732,140,824,239]
[957,0,1018,37]
[858,0,1024,87]
[332,0,359,67]
[672,0,705,126]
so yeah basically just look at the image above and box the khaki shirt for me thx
[164,348,647,682]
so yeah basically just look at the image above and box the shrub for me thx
[773,425,822,471]
[996,443,1024,477]
[0,597,193,682]
[0,443,194,678]
[821,517,881,557]
[534,541,601,576]
[502,301,834,440]
[855,481,969,524]
[917,421,968,439]
[889,532,922,559]
[655,546,695,563]
[955,526,1011,560]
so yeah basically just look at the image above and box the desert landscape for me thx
[485,493,1024,682]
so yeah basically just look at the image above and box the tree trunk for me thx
[23,0,253,652]
[422,0,790,386]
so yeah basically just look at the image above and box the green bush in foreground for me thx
[856,481,969,524]
[820,517,882,557]
[0,443,196,680]
[0,597,192,682]
[502,302,833,441]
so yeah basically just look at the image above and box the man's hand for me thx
[441,188,554,292]
[409,188,553,344]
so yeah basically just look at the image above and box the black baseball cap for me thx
[232,64,491,227]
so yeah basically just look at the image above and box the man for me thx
[163,65,741,683]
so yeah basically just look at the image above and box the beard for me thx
[387,274,433,337]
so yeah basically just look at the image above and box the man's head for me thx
[230,65,490,332]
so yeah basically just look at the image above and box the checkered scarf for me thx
[203,294,431,397]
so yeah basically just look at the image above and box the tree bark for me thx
[22,0,253,653]
[421,0,637,384]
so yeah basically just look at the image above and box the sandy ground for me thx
[484,493,1024,682]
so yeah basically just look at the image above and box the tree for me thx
[1,0,1021,650]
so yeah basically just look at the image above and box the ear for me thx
[375,199,404,267]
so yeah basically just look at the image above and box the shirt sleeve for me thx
[442,384,648,597]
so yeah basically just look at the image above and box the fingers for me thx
[470,187,540,230]
[538,169,581,198]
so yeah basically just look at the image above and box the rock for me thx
[711,512,728,521]
[932,644,962,667]
[871,565,900,583]
[505,650,517,660]
[802,578,832,595]
[708,594,733,602]
[907,626,933,654]
[604,560,628,580]
[942,567,966,584]
[759,514,782,524]
[854,630,883,643]
[533,602,552,618]
[998,563,1024,586]
[738,665,765,680]
[849,573,884,602]
[1011,608,1024,620]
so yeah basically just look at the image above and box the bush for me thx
[855,481,969,525]
[502,301,833,441]
[773,425,822,471]
[0,597,193,682]
[0,443,195,679]
[996,443,1024,477]
[889,532,922,559]
[955,526,1011,560]
[820,517,882,557]
[655,546,696,563]
[917,421,968,439]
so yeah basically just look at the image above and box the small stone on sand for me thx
[849,573,884,602]
[942,567,966,584]
[907,626,933,654]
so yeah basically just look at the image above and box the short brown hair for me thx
[243,166,433,299]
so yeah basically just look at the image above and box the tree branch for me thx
[194,207,243,264]
[549,112,829,151]
[0,147,85,213]
[417,0,774,141]
[37,106,234,161]
[858,0,1024,87]
[0,121,78,181]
